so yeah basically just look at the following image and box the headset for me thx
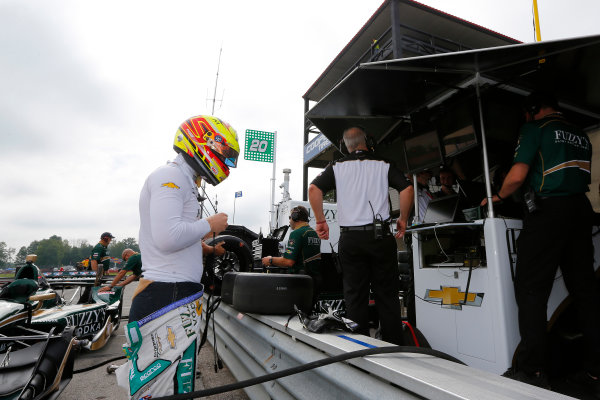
[523,92,558,120]
[290,206,309,222]
[339,126,376,155]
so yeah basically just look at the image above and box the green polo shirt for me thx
[283,225,321,274]
[90,242,110,271]
[514,113,591,197]
[123,253,142,276]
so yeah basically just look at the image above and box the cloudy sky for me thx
[1,0,599,251]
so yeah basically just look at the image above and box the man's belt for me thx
[340,224,375,232]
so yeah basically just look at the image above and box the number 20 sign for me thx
[244,130,275,163]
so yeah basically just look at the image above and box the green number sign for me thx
[244,130,275,162]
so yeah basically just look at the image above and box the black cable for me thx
[151,345,466,400]
[460,264,474,305]
[212,302,223,371]
[198,294,214,351]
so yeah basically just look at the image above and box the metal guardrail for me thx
[206,300,419,400]
[204,298,569,400]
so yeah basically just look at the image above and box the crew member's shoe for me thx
[567,371,600,399]
[502,368,551,390]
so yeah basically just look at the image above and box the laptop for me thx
[422,194,460,225]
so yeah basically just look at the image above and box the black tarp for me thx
[306,34,600,146]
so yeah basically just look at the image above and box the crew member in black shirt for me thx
[309,126,414,345]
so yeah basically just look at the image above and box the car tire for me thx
[203,235,252,296]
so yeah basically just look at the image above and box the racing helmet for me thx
[173,115,240,186]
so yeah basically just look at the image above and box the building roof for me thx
[303,0,519,103]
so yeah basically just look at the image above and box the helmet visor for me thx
[217,146,239,168]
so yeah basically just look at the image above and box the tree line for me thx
[0,236,140,269]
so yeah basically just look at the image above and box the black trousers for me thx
[339,231,404,345]
[515,194,600,375]
[129,281,204,322]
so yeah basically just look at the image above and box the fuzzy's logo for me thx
[65,308,106,336]
[161,182,180,189]
[179,302,200,338]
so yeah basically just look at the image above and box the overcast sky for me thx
[1,0,599,252]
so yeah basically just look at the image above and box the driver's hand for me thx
[214,241,226,257]
[98,286,110,293]
[206,213,228,235]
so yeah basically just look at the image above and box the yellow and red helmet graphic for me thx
[173,115,239,185]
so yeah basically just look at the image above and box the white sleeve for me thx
[148,168,211,253]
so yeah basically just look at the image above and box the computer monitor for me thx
[423,195,459,224]
[442,124,478,158]
[271,225,289,242]
[403,130,443,173]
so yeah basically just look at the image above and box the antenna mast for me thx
[210,46,223,114]
[200,46,224,218]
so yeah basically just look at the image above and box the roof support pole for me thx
[390,0,404,59]
[413,174,419,221]
[303,98,310,201]
[475,73,495,218]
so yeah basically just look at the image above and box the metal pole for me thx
[233,196,236,224]
[475,73,495,218]
[200,182,206,218]
[303,99,310,201]
[211,46,223,114]
[390,0,404,59]
[532,0,542,42]
[270,132,277,231]
[413,174,419,222]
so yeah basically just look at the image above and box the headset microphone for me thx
[291,209,300,222]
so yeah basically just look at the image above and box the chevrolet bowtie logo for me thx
[425,286,484,310]
[167,326,176,349]
[161,182,180,189]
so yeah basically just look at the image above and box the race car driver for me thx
[129,115,239,322]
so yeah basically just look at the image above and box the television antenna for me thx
[206,45,225,114]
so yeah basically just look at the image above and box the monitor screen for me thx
[271,225,289,242]
[404,130,443,173]
[423,195,459,224]
[442,124,478,158]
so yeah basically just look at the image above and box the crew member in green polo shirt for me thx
[90,232,114,282]
[99,248,142,292]
[79,232,114,302]
[261,206,322,305]
[482,93,600,394]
